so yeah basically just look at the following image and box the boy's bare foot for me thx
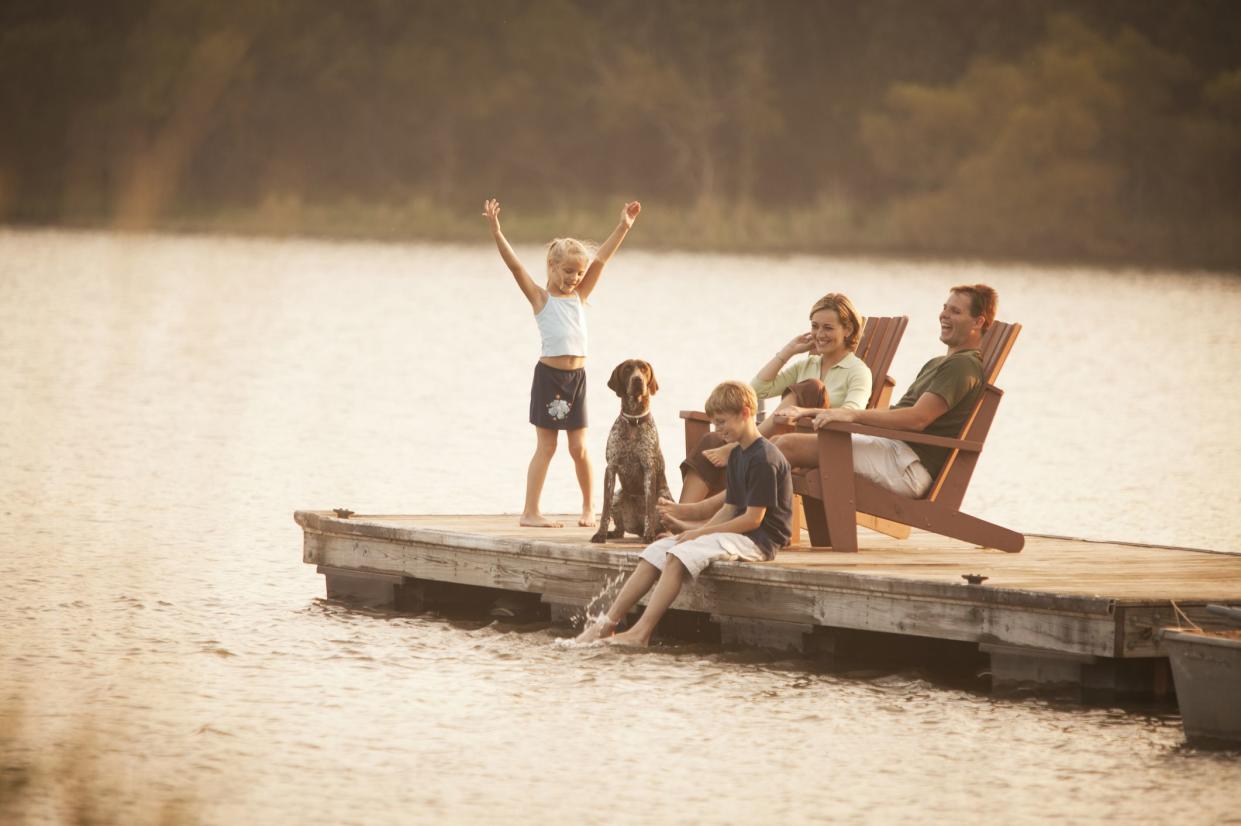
[520,513,563,528]
[578,511,596,528]
[605,627,651,647]
[574,616,617,643]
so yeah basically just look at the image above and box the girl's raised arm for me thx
[577,200,640,301]
[484,198,545,310]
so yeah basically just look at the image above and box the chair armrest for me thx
[793,419,983,452]
[680,410,710,422]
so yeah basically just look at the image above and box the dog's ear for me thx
[643,361,658,395]
[607,361,627,396]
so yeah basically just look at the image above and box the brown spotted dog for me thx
[591,359,673,544]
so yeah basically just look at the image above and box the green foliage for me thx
[0,0,1238,268]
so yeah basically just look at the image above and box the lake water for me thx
[2,228,1239,824]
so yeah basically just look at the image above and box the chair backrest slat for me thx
[856,315,907,409]
[926,320,1021,502]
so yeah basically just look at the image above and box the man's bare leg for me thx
[574,559,661,643]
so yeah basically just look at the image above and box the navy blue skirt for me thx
[529,362,587,430]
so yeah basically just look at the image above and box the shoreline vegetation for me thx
[3,3,1240,272]
[0,699,199,826]
[7,193,1240,274]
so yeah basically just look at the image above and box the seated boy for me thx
[575,380,792,646]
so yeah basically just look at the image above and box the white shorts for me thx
[639,533,766,579]
[851,435,934,498]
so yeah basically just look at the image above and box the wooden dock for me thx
[296,511,1241,695]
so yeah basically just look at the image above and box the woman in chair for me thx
[678,292,872,504]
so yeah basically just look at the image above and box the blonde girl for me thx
[484,198,641,528]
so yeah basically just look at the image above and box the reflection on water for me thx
[2,229,1239,824]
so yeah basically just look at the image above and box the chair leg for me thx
[817,430,858,552]
[788,494,805,547]
[926,511,1024,553]
[801,495,832,548]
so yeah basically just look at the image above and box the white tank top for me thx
[535,294,588,357]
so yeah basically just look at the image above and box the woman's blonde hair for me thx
[546,237,594,269]
[808,292,864,352]
[704,380,758,418]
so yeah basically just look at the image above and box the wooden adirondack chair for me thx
[792,320,1023,553]
[678,315,910,541]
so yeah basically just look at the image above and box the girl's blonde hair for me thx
[808,293,865,352]
[546,237,595,269]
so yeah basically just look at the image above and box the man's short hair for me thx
[950,284,998,333]
[705,380,757,418]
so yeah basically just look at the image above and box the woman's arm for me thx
[577,201,640,301]
[483,198,545,310]
[751,344,815,400]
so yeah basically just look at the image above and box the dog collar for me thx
[620,411,651,423]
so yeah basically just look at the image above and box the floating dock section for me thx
[296,511,1241,696]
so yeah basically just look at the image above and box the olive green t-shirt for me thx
[892,349,983,478]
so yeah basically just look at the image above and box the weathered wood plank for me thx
[297,511,1241,663]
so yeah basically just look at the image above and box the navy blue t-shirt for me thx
[724,436,793,559]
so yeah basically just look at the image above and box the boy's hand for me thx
[813,408,857,429]
[620,201,641,228]
[674,527,704,545]
[483,198,502,229]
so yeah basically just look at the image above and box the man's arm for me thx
[813,392,948,433]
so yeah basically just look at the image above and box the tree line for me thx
[2,0,1239,268]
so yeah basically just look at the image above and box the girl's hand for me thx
[483,198,501,229]
[620,201,641,228]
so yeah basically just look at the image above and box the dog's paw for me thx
[590,531,608,544]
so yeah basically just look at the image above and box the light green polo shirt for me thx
[750,351,872,410]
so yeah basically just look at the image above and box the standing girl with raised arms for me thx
[484,198,641,528]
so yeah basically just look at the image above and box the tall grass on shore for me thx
[0,698,198,826]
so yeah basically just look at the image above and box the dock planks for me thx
[296,511,1241,688]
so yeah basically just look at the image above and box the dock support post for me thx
[981,642,1097,688]
[713,615,814,652]
[318,565,404,608]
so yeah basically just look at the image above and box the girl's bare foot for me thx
[578,511,596,528]
[520,513,563,528]
[702,443,736,467]
[605,627,651,647]
[574,616,617,643]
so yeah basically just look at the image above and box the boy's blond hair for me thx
[704,380,757,418]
